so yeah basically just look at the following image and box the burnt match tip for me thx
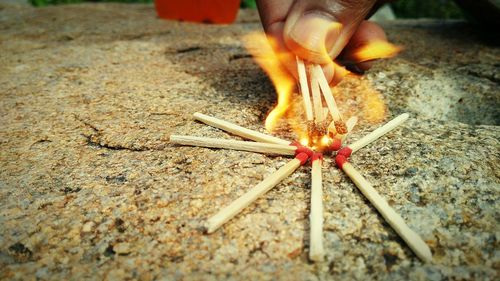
[335,154,348,168]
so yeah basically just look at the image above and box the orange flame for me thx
[243,32,398,149]
[345,40,401,63]
[242,32,295,131]
[331,74,386,124]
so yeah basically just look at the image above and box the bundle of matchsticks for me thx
[170,111,432,263]
[295,57,348,149]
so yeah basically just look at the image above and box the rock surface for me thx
[0,2,499,280]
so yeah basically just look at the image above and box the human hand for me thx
[256,0,390,85]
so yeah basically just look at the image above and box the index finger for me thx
[256,0,295,31]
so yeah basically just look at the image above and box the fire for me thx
[242,32,295,132]
[346,40,401,63]
[243,32,398,150]
[331,75,386,124]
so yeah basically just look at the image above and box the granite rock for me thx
[0,2,499,280]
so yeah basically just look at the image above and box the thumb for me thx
[283,0,377,64]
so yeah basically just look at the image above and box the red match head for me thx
[311,152,323,162]
[335,154,348,168]
[295,152,309,165]
[337,147,352,157]
[291,141,314,158]
[329,138,342,151]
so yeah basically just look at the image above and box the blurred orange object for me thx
[154,0,241,24]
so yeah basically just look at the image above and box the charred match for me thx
[327,116,359,151]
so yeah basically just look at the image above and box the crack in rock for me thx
[74,115,162,152]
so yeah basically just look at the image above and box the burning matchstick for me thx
[309,66,325,125]
[295,58,347,146]
[296,56,314,123]
[313,65,347,136]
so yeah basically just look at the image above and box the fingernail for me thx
[289,13,341,60]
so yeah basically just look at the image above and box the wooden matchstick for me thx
[323,107,329,119]
[193,112,290,145]
[327,116,358,151]
[205,153,310,233]
[345,116,358,135]
[313,64,343,122]
[330,116,358,137]
[309,153,324,262]
[309,65,324,123]
[338,113,409,157]
[296,57,314,122]
[169,135,297,156]
[335,157,432,263]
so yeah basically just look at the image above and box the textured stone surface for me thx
[0,2,499,280]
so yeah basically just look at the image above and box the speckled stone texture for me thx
[0,2,499,280]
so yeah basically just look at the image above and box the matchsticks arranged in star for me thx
[169,111,433,263]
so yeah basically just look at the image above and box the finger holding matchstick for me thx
[205,152,310,234]
[335,155,432,263]
[309,153,324,262]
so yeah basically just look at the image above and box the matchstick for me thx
[345,116,358,136]
[335,157,432,263]
[170,135,298,156]
[338,113,409,157]
[193,112,290,145]
[309,153,324,262]
[205,153,310,233]
[323,107,329,119]
[327,116,358,151]
[313,65,342,123]
[296,57,314,122]
[329,116,358,138]
[309,66,324,123]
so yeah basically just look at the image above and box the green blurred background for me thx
[28,0,464,19]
